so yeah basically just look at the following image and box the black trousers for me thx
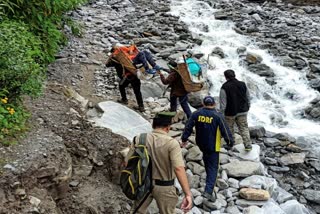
[119,76,144,107]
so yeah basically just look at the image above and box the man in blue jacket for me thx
[181,96,234,202]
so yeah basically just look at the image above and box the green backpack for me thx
[120,133,153,201]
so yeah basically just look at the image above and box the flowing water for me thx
[170,0,320,143]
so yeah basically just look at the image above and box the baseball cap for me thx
[203,96,215,105]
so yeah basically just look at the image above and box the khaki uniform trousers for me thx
[225,114,251,147]
[131,185,178,214]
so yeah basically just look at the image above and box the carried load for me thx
[176,55,207,92]
[107,43,162,79]
[112,44,141,75]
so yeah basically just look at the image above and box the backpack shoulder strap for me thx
[134,133,148,158]
[138,133,148,146]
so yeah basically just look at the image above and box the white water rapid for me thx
[170,0,320,144]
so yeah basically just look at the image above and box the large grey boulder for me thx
[236,199,267,207]
[221,160,264,178]
[243,206,263,214]
[301,189,320,204]
[310,79,320,91]
[264,138,281,147]
[220,153,230,164]
[239,175,278,196]
[309,160,320,171]
[141,79,165,98]
[246,52,263,64]
[279,200,310,214]
[310,107,320,118]
[233,144,260,162]
[249,126,266,138]
[273,133,296,142]
[186,146,203,162]
[147,199,159,213]
[203,198,227,210]
[193,196,204,206]
[262,199,285,214]
[279,153,306,165]
[186,162,205,176]
[191,206,202,214]
[228,178,240,189]
[211,47,225,58]
[226,205,241,214]
[91,101,152,141]
[186,171,200,189]
[274,187,294,204]
[188,87,210,108]
[216,179,229,190]
[310,64,320,73]
[187,161,205,176]
[248,64,275,77]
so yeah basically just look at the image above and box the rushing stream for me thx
[170,0,320,144]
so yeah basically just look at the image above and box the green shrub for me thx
[0,0,87,144]
[0,90,30,144]
[0,20,45,98]
[0,0,87,63]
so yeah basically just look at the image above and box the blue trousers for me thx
[203,152,220,194]
[132,50,156,70]
[170,94,192,119]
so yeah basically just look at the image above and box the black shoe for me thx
[117,99,128,105]
[202,191,216,202]
[133,106,145,112]
[244,144,252,152]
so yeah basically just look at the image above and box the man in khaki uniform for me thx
[130,112,192,214]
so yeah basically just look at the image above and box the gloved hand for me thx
[224,144,233,150]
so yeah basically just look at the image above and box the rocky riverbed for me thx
[1,0,320,213]
[208,0,320,121]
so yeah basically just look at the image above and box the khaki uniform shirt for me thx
[132,130,185,181]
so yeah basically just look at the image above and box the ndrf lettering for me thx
[198,116,213,123]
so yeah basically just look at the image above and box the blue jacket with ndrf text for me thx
[181,107,234,153]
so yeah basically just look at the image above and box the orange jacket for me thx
[113,45,139,60]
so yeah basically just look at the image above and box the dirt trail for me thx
[0,1,133,214]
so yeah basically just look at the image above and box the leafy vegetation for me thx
[0,0,86,144]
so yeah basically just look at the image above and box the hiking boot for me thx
[244,144,252,152]
[117,99,128,105]
[146,68,156,75]
[133,106,145,112]
[153,65,162,71]
[202,191,216,202]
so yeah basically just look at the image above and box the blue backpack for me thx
[186,58,201,76]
